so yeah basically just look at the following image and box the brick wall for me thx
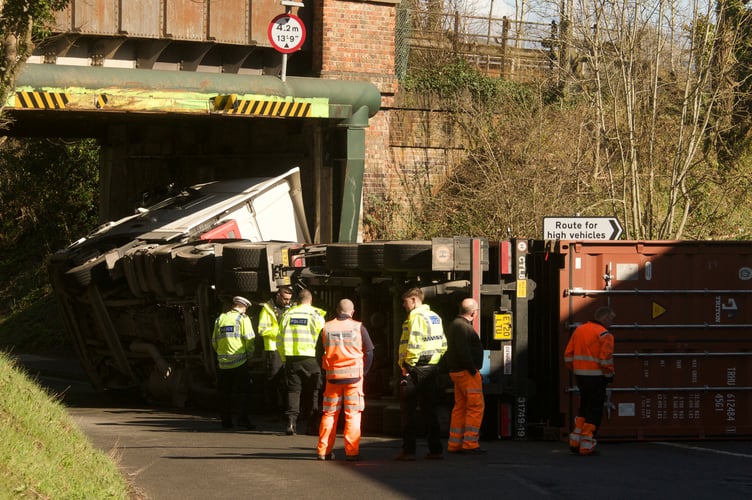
[316,0,462,241]
[315,0,402,240]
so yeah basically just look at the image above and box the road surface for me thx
[18,354,752,500]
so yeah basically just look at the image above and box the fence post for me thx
[453,10,459,54]
[501,16,509,78]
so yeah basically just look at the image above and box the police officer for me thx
[395,287,447,461]
[277,288,326,435]
[258,285,294,417]
[212,296,256,430]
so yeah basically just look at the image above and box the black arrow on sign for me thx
[609,219,623,240]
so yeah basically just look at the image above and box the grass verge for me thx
[0,351,134,499]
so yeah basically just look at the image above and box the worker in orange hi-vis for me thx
[564,306,616,456]
[316,298,374,461]
[446,298,487,455]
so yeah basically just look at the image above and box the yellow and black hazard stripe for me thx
[14,91,70,109]
[233,100,312,118]
[95,94,109,109]
[212,94,238,111]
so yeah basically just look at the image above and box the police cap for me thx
[233,296,252,308]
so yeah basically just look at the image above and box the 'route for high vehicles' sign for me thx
[542,216,623,240]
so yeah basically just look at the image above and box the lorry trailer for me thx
[48,169,752,442]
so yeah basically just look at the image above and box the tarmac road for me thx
[17,354,752,500]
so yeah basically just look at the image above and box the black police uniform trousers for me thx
[399,364,442,455]
[264,349,286,414]
[218,360,252,428]
[284,356,321,420]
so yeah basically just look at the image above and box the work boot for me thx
[579,423,597,456]
[285,416,297,435]
[569,416,585,453]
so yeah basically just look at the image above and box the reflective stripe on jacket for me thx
[277,303,326,359]
[398,304,447,368]
[321,317,364,380]
[212,309,255,369]
[563,321,614,376]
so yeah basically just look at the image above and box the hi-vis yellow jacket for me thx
[212,309,255,369]
[258,299,289,352]
[277,303,326,361]
[398,304,447,369]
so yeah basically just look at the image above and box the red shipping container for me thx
[557,241,752,441]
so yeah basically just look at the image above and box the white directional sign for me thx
[268,13,306,54]
[543,216,623,240]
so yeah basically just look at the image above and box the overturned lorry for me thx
[48,168,752,441]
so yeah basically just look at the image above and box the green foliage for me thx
[0,351,131,498]
[0,138,99,256]
[0,1,70,96]
[0,138,99,348]
[402,57,534,104]
[0,1,69,33]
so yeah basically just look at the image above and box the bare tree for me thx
[554,0,751,239]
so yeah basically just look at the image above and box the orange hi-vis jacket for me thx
[321,317,363,381]
[564,321,614,377]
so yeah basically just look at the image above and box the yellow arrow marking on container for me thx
[652,301,666,319]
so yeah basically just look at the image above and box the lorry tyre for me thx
[122,252,145,297]
[222,242,265,270]
[221,270,259,293]
[357,242,386,271]
[63,254,108,288]
[383,241,432,272]
[326,243,359,270]
[174,244,216,283]
[134,246,159,294]
[150,243,180,294]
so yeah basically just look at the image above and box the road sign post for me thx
[542,216,623,240]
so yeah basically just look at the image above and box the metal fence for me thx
[398,6,561,82]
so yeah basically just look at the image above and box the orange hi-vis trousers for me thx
[569,416,586,451]
[317,379,364,458]
[447,370,485,452]
[579,423,597,455]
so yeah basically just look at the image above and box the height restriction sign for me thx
[268,13,306,54]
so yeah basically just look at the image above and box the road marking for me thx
[654,442,752,459]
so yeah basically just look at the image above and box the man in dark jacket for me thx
[446,298,486,454]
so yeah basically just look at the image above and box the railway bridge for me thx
[4,0,398,243]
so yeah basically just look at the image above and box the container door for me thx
[559,240,752,441]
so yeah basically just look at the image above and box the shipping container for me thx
[538,240,752,441]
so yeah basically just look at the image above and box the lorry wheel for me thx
[134,245,160,294]
[222,242,265,270]
[122,252,145,297]
[174,244,216,283]
[63,254,108,288]
[383,241,432,272]
[150,243,180,294]
[221,270,259,293]
[325,243,359,270]
[358,242,386,271]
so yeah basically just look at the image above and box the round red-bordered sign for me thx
[268,13,306,54]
